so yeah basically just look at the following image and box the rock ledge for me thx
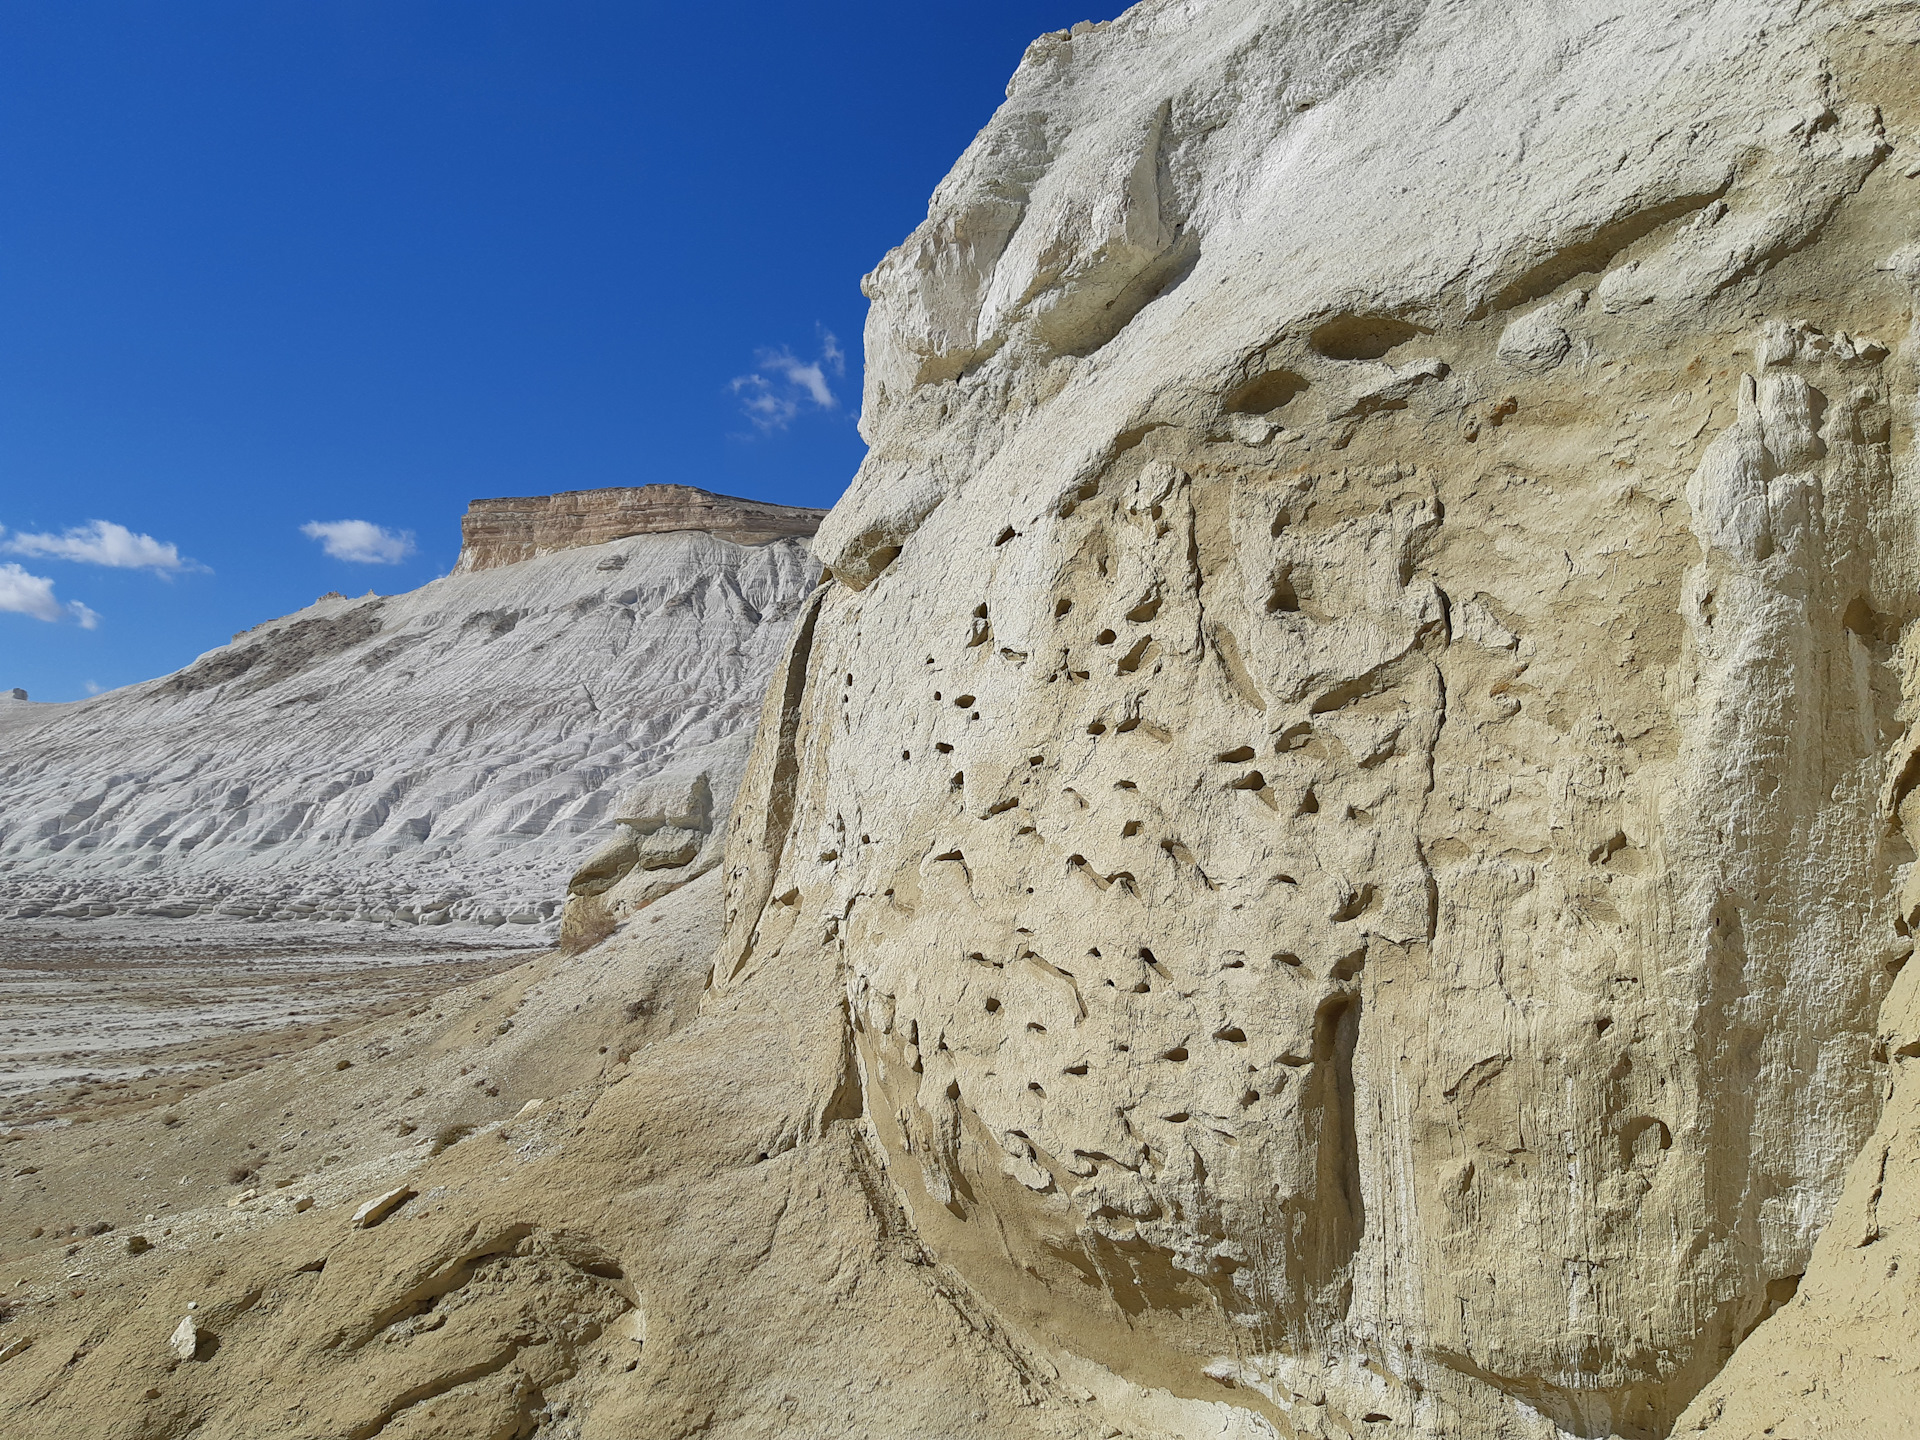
[454,484,826,573]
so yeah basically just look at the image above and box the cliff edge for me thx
[453,484,827,573]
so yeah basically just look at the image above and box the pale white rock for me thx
[167,1316,200,1362]
[0,507,820,929]
[1496,292,1584,373]
[350,1186,415,1229]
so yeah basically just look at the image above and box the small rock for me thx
[514,1098,545,1119]
[291,1195,315,1213]
[168,1315,200,1361]
[226,1188,261,1209]
[0,1337,33,1365]
[125,1235,152,1255]
[350,1186,416,1229]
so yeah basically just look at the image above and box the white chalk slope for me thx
[0,530,818,930]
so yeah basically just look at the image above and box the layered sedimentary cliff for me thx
[3,4,1918,1438]
[454,484,826,573]
[0,501,820,931]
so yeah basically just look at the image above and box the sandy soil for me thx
[0,917,542,1128]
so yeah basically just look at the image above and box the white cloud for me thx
[2,519,194,573]
[0,562,97,627]
[302,519,417,565]
[730,331,847,431]
[83,680,103,695]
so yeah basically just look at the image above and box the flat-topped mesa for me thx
[455,484,827,573]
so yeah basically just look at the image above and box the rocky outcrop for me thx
[0,507,819,932]
[453,484,826,573]
[720,1,1920,1435]
[4,5,1919,1439]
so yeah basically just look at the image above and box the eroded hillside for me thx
[0,489,821,933]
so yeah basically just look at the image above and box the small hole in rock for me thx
[1225,369,1307,414]
[1309,314,1428,361]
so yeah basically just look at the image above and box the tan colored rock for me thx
[3,5,1919,1439]
[350,1186,416,1229]
[453,484,826,573]
[721,1,1920,1434]
[1677,892,1920,1438]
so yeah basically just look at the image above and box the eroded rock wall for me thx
[715,3,1920,1436]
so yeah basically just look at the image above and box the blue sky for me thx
[1,2,1099,701]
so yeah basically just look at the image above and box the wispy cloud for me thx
[302,519,416,565]
[0,562,99,628]
[730,331,846,432]
[1,519,197,574]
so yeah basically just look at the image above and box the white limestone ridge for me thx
[0,488,823,931]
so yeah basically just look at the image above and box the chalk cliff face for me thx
[720,1,1920,1434]
[0,507,820,931]
[4,6,1919,1440]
